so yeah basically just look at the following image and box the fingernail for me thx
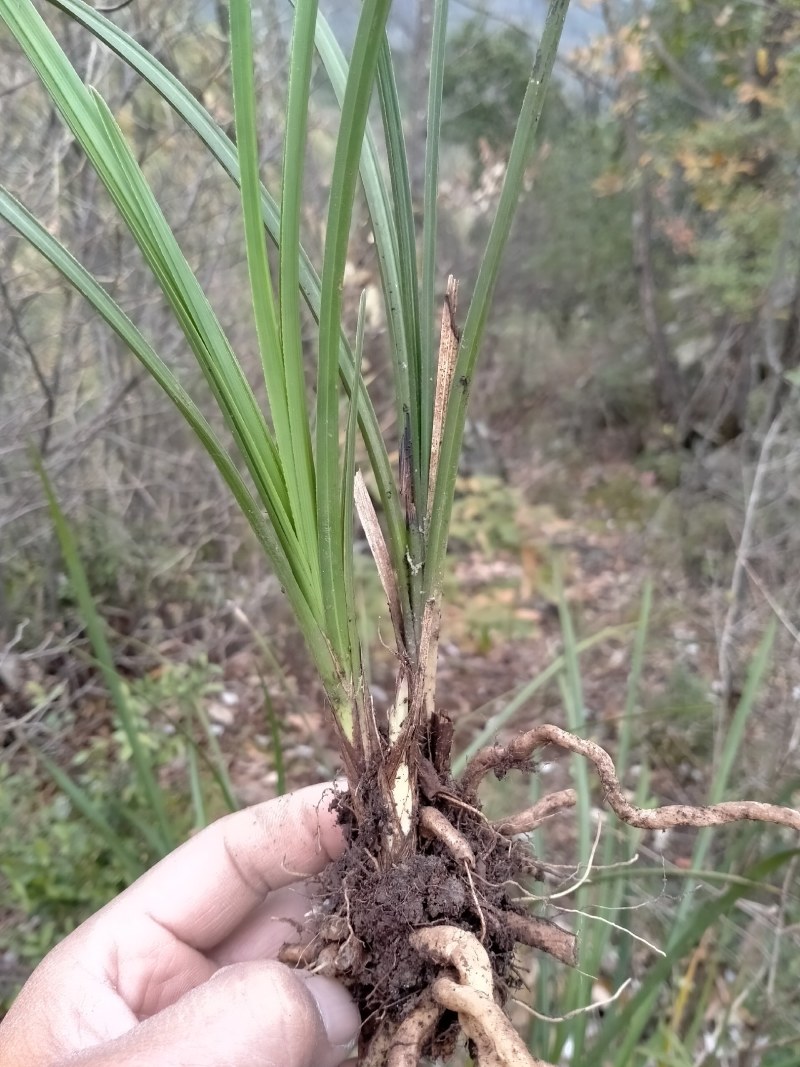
[303,974,360,1051]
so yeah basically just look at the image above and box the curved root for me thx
[463,724,800,831]
[493,788,577,835]
[433,978,555,1067]
[410,925,493,994]
[386,994,442,1067]
[503,911,577,967]
[410,925,556,1067]
[360,1021,395,1067]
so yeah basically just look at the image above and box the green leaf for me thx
[316,0,393,665]
[590,849,800,1063]
[424,0,570,609]
[44,0,400,578]
[310,4,414,641]
[421,0,450,493]
[342,293,368,699]
[34,752,144,884]
[376,42,423,511]
[35,458,174,853]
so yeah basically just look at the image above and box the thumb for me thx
[73,961,360,1067]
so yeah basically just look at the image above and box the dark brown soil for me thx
[295,755,543,1059]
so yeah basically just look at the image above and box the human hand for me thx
[0,782,360,1067]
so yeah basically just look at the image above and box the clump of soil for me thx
[296,760,543,1058]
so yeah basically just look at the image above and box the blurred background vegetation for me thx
[1,0,800,1062]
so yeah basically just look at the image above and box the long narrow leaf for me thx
[375,42,423,513]
[453,623,630,773]
[1,0,306,582]
[278,0,320,580]
[229,0,314,593]
[424,0,570,607]
[42,0,407,638]
[311,7,415,643]
[342,293,368,698]
[420,0,449,489]
[316,0,393,664]
[0,186,342,703]
[35,752,144,884]
[589,849,800,1062]
[36,460,174,852]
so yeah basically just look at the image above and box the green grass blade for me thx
[316,0,393,666]
[421,0,449,490]
[279,0,320,579]
[5,0,320,616]
[228,0,306,562]
[41,0,405,620]
[375,41,423,511]
[590,849,800,1063]
[187,744,207,831]
[557,584,591,861]
[34,752,144,883]
[189,700,239,814]
[676,620,778,910]
[109,799,173,858]
[2,0,358,706]
[711,619,776,805]
[375,40,425,623]
[453,623,631,774]
[0,185,340,701]
[617,579,652,777]
[424,0,570,607]
[311,8,414,641]
[229,0,323,621]
[35,461,174,853]
[554,583,593,1061]
[261,680,287,798]
[605,621,778,1062]
[342,293,367,694]
[86,93,303,583]
[44,0,401,563]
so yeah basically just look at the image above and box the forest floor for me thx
[3,425,799,1032]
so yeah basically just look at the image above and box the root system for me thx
[279,718,800,1066]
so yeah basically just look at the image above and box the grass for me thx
[2,0,798,1060]
[2,532,798,1059]
[512,600,800,1065]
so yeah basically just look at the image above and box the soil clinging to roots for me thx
[282,747,559,1062]
[278,718,800,1064]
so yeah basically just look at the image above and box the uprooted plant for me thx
[2,0,799,1062]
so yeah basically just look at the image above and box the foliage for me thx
[0,644,237,1010]
[635,0,800,324]
[443,18,540,160]
[2,1,800,1061]
[441,16,634,327]
[0,763,136,984]
[514,116,635,325]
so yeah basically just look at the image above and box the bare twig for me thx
[742,560,800,646]
[462,724,800,831]
[718,413,784,720]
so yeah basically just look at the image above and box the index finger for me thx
[101,781,347,951]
